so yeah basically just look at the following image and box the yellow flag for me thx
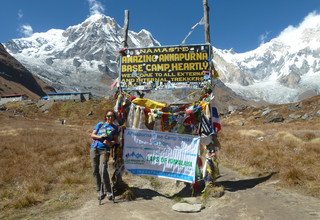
[212,68,219,78]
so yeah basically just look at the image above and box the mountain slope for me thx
[0,43,54,99]
[4,13,320,103]
[4,14,160,96]
[213,12,320,103]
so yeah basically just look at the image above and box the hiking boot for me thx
[98,192,106,200]
[107,192,113,201]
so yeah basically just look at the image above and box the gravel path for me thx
[49,166,320,220]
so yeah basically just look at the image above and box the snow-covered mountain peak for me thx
[274,12,320,54]
[85,13,106,22]
[228,12,320,62]
[4,13,160,96]
[25,29,64,40]
[72,14,119,30]
[3,12,319,104]
[212,12,320,103]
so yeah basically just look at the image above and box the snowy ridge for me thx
[3,12,320,103]
[213,12,320,103]
[4,14,160,96]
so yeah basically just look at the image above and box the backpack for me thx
[91,122,104,148]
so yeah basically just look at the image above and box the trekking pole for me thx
[110,176,115,203]
[108,148,116,203]
[99,163,105,205]
[99,183,104,205]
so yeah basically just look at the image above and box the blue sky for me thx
[1,0,319,53]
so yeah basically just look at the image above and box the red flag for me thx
[110,78,119,90]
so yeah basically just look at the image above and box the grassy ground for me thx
[0,119,92,219]
[0,98,114,219]
[219,96,320,197]
[0,96,319,218]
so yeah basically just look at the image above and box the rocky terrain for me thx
[0,95,319,219]
[47,166,320,220]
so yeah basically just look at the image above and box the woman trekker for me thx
[90,110,119,201]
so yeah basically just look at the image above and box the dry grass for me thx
[201,185,225,201]
[0,98,115,219]
[0,96,319,218]
[238,129,265,137]
[0,120,92,218]
[47,98,114,123]
[219,96,320,197]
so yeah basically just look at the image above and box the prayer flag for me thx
[110,78,119,90]
[211,106,221,133]
[200,114,213,136]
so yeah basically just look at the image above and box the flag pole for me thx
[122,10,129,48]
[203,0,211,44]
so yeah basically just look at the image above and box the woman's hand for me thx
[102,139,115,146]
[100,134,107,139]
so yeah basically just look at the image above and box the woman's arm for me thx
[91,130,107,140]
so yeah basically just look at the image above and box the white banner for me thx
[123,128,200,183]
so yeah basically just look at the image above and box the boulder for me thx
[172,202,204,213]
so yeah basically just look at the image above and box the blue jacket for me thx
[91,122,118,150]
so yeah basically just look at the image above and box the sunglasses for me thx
[106,115,114,118]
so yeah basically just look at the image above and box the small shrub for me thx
[201,184,224,201]
[12,194,41,209]
[60,174,86,185]
[143,176,162,189]
[238,129,265,137]
[303,132,316,141]
[121,188,136,201]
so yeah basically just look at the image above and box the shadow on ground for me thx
[130,187,169,200]
[217,172,276,192]
[170,183,194,198]
[115,172,276,202]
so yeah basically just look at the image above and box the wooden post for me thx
[123,10,129,48]
[203,0,216,80]
[203,0,211,44]
[118,10,129,93]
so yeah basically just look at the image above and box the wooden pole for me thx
[203,0,216,75]
[119,10,129,92]
[114,11,130,188]
[122,10,129,48]
[203,0,211,44]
